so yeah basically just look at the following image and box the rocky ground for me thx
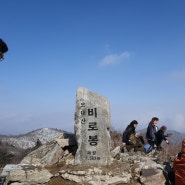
[43,149,173,185]
[1,133,175,185]
[45,176,78,185]
[44,159,140,185]
[45,177,138,185]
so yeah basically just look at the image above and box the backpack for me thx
[129,133,137,145]
[144,144,153,153]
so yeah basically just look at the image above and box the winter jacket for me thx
[173,139,185,185]
[155,129,167,146]
[122,125,135,145]
[146,123,157,142]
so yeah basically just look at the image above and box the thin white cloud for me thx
[99,51,130,66]
[171,68,185,79]
[171,113,185,132]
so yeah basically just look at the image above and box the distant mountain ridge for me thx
[0,127,185,150]
[138,128,185,144]
[163,130,185,144]
[0,128,66,149]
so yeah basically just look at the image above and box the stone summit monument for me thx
[74,87,111,166]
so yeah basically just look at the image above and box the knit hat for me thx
[161,125,167,131]
[0,39,8,53]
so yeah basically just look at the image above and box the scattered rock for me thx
[1,132,173,185]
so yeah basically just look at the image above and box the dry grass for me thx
[110,129,123,148]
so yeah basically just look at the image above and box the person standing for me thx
[173,139,185,185]
[146,117,159,148]
[0,38,8,62]
[155,125,169,151]
[122,120,144,152]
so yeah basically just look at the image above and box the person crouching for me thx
[122,120,144,152]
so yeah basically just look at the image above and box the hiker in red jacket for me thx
[173,139,185,185]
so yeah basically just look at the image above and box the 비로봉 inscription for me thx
[74,87,111,166]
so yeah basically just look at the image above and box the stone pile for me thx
[0,133,173,185]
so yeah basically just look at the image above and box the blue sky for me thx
[1,0,185,135]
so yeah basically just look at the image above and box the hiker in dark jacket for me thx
[155,125,169,151]
[0,38,8,62]
[122,120,144,152]
[146,117,159,148]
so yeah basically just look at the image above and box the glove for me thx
[167,133,173,137]
[122,143,126,147]
[166,140,169,144]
